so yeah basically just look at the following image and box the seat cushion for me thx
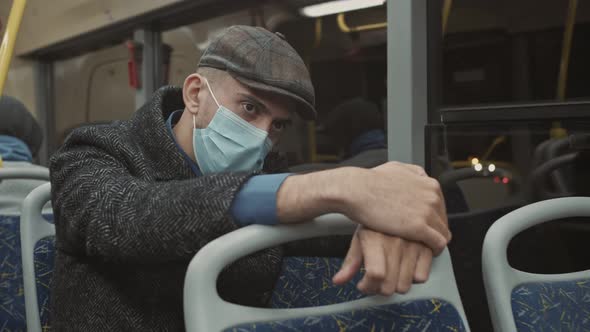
[0,214,54,330]
[511,279,590,331]
[0,215,26,330]
[226,299,467,331]
[270,257,365,308]
[35,237,55,329]
[226,257,467,331]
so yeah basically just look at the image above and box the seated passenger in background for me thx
[50,26,450,331]
[291,97,387,173]
[0,96,46,213]
[324,97,386,158]
[0,95,42,163]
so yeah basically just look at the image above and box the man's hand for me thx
[342,162,450,254]
[277,161,450,254]
[332,226,433,296]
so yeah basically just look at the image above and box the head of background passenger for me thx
[0,96,42,162]
[321,97,385,157]
[180,25,315,173]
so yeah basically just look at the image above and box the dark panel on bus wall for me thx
[442,30,512,106]
[530,24,590,101]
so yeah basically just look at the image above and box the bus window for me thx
[54,43,134,144]
[443,0,590,106]
[275,6,387,166]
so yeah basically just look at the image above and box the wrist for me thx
[276,167,363,223]
[317,167,364,216]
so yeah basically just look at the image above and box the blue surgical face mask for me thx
[192,78,273,174]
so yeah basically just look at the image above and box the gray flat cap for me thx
[198,25,316,120]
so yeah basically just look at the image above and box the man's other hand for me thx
[332,226,433,296]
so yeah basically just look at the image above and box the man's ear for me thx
[183,73,204,116]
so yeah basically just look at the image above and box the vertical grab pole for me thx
[442,0,452,35]
[552,0,577,139]
[556,0,578,101]
[0,0,27,96]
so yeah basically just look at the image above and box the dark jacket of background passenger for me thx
[49,86,349,331]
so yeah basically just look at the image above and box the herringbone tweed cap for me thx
[198,25,316,120]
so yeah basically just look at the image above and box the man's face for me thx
[185,72,294,145]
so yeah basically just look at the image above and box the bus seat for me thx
[0,163,50,213]
[183,215,470,331]
[0,166,49,331]
[20,183,54,332]
[530,134,590,200]
[267,256,466,331]
[482,197,590,332]
[447,205,521,332]
[531,152,578,200]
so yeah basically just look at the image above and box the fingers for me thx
[333,230,363,285]
[429,178,449,227]
[356,230,387,295]
[419,225,448,256]
[413,245,433,283]
[426,215,451,246]
[338,226,433,297]
[378,237,403,296]
[396,241,420,294]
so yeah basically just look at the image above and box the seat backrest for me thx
[0,164,49,214]
[447,204,521,332]
[0,165,49,330]
[20,183,54,332]
[482,197,590,332]
[183,214,470,332]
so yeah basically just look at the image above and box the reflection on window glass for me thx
[430,119,590,213]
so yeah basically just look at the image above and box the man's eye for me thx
[241,103,256,114]
[272,122,286,132]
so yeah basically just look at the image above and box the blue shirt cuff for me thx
[230,173,291,226]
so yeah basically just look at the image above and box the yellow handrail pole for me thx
[0,0,27,96]
[306,18,323,163]
[442,0,453,35]
[557,0,577,101]
[337,13,386,33]
[481,136,506,162]
[552,0,577,139]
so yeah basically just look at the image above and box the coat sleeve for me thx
[49,130,253,264]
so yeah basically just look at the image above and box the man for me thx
[50,26,450,330]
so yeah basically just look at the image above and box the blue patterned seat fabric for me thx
[35,237,55,330]
[270,257,366,308]
[223,257,466,331]
[511,279,590,331]
[0,214,54,332]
